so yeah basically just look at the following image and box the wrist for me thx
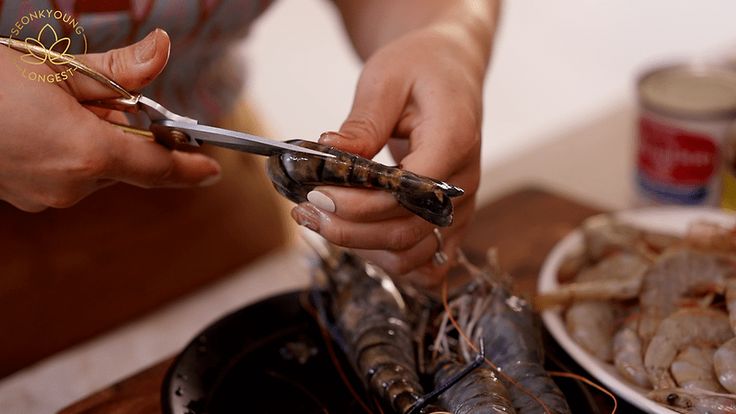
[337,0,500,63]
[429,3,499,81]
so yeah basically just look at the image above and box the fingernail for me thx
[318,131,348,144]
[198,172,221,187]
[135,30,158,64]
[307,190,336,213]
[291,204,323,232]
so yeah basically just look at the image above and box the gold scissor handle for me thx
[1,36,194,148]
[0,36,134,100]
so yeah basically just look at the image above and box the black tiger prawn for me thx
[266,139,464,227]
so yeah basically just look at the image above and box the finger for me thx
[354,232,441,276]
[66,29,170,100]
[95,121,221,187]
[319,67,408,158]
[306,186,409,223]
[3,196,47,213]
[401,230,466,289]
[354,202,474,276]
[398,95,481,180]
[290,202,434,251]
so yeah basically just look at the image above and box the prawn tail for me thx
[394,173,464,227]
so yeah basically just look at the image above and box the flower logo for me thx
[21,24,73,65]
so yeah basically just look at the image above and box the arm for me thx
[289,0,501,287]
[335,0,498,71]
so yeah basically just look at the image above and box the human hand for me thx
[0,29,221,212]
[290,24,488,287]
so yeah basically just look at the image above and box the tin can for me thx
[636,64,736,206]
[723,132,736,210]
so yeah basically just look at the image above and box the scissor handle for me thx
[82,96,143,113]
[3,36,208,149]
[0,36,134,100]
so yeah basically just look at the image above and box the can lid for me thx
[639,64,736,119]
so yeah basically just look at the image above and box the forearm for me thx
[333,0,500,73]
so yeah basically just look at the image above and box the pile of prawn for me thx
[536,215,736,413]
[310,242,571,414]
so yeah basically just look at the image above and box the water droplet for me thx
[175,386,183,396]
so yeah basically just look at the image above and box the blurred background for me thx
[244,0,736,209]
[3,0,736,412]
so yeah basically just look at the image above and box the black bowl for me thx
[162,290,603,414]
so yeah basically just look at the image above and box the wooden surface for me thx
[60,187,614,414]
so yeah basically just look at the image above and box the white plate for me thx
[538,206,736,414]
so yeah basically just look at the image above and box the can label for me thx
[637,115,720,204]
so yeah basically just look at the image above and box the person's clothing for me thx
[1,0,273,122]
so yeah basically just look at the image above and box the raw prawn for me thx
[726,279,736,334]
[432,356,517,414]
[671,346,725,393]
[565,300,622,362]
[581,214,681,261]
[638,249,733,344]
[612,317,651,388]
[685,221,736,254]
[535,253,649,309]
[266,139,464,227]
[644,308,733,390]
[457,251,571,414]
[649,388,736,414]
[715,338,736,393]
[316,249,445,413]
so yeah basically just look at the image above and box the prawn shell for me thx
[266,139,463,227]
[480,287,572,413]
[325,251,428,414]
[433,356,517,414]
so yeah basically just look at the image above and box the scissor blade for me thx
[157,120,335,158]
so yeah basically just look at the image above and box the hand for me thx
[0,29,221,212]
[290,24,486,287]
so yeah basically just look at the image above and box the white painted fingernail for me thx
[198,173,221,187]
[307,190,336,213]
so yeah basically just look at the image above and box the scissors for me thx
[0,36,333,158]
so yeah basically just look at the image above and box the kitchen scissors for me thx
[0,36,333,158]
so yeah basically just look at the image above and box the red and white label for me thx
[638,116,719,185]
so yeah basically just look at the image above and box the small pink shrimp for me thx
[685,221,736,254]
[565,300,623,362]
[671,346,725,393]
[535,253,649,309]
[644,308,733,390]
[649,388,736,413]
[715,338,736,394]
[612,317,651,389]
[638,249,733,344]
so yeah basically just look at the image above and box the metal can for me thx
[636,64,736,206]
[723,132,736,210]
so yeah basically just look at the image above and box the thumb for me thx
[319,70,406,158]
[67,29,170,100]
